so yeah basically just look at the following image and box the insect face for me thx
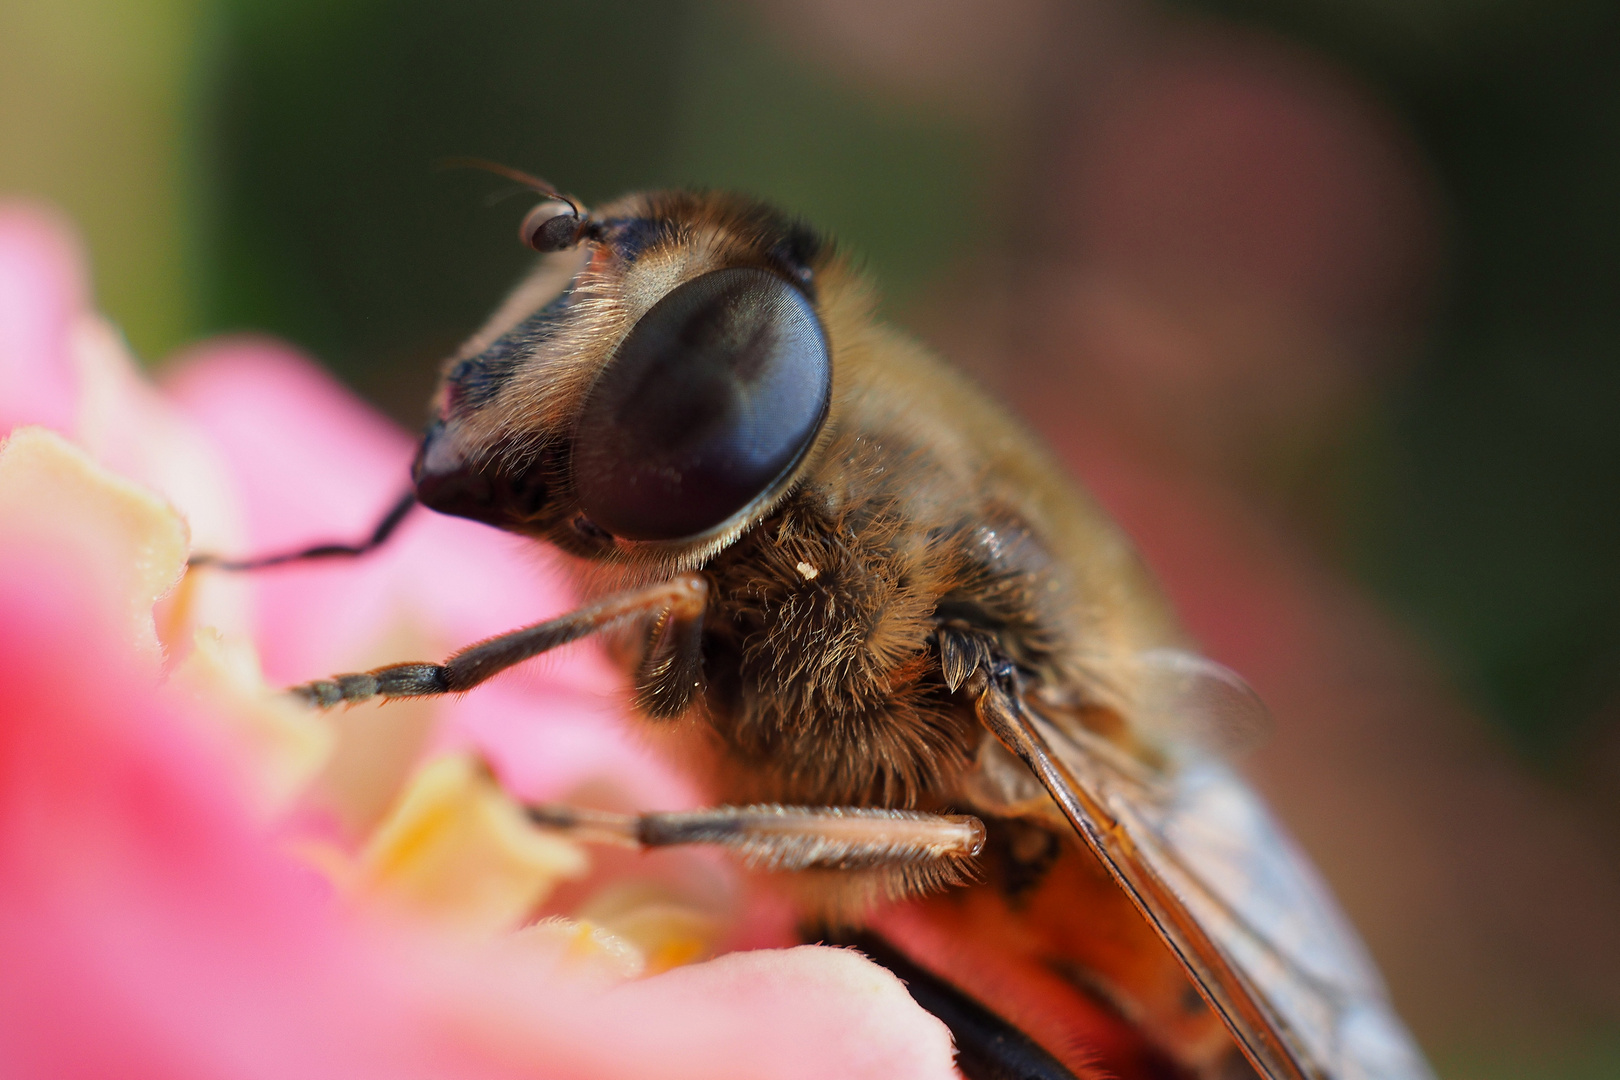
[413,192,832,567]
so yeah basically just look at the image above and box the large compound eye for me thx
[571,267,831,541]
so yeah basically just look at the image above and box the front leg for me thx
[189,489,418,570]
[294,574,709,707]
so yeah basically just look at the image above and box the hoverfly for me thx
[195,167,1435,1080]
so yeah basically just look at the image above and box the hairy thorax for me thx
[687,427,1074,811]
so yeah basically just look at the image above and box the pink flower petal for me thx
[0,542,484,1080]
[0,539,958,1080]
[579,945,960,1080]
[444,679,701,810]
[0,203,83,434]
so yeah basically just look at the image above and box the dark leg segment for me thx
[188,489,418,571]
[293,574,709,707]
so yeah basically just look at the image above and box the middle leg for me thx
[528,802,985,876]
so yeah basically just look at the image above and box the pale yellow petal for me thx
[0,426,187,665]
[356,754,589,934]
[166,627,333,817]
[509,917,647,982]
[575,881,724,974]
[300,622,444,843]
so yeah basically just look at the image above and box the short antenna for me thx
[435,156,581,218]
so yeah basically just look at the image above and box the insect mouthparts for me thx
[413,426,550,529]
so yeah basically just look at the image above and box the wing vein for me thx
[971,669,1317,1080]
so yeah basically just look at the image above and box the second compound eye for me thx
[520,200,584,252]
[571,267,831,542]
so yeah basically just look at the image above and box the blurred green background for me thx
[2,0,1617,1074]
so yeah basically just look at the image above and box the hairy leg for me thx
[527,802,984,874]
[293,574,709,707]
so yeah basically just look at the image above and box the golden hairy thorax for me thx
[692,330,1180,807]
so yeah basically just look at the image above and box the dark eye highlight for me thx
[571,267,831,542]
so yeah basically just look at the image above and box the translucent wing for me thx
[974,674,1434,1080]
[1099,755,1436,1080]
[1129,647,1273,761]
